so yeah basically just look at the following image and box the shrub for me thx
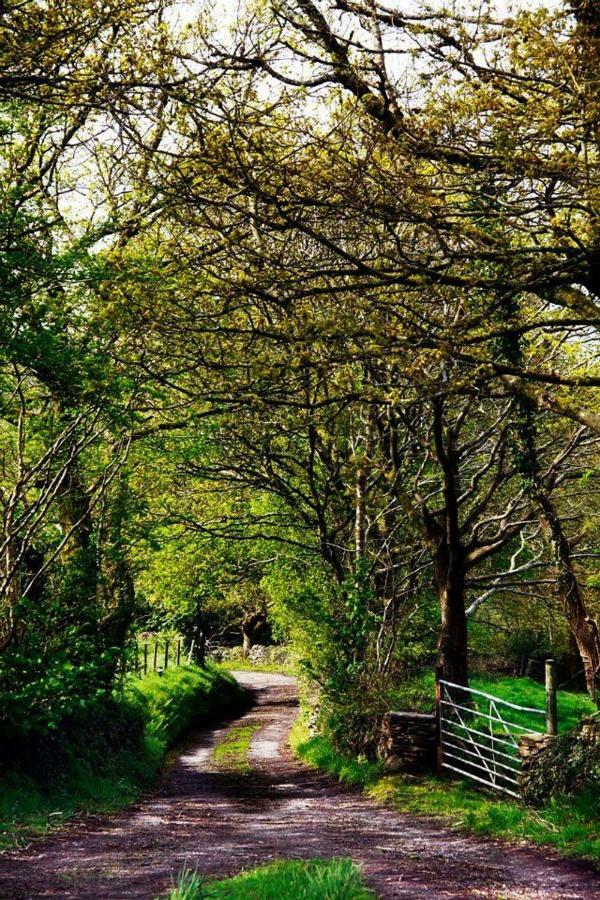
[0,634,121,739]
[125,664,244,754]
[521,728,600,806]
[0,664,245,847]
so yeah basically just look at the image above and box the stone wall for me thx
[518,732,553,785]
[519,716,600,788]
[378,711,437,772]
[210,644,290,666]
[579,715,600,744]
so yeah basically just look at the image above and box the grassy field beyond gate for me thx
[390,673,596,733]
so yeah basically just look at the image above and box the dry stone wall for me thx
[378,711,437,772]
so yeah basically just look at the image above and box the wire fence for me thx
[130,638,193,676]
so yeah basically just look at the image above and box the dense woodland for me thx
[1,0,600,762]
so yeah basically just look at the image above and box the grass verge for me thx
[288,718,382,788]
[0,664,245,849]
[126,664,245,754]
[212,722,262,772]
[164,858,373,899]
[291,716,600,866]
[216,659,296,676]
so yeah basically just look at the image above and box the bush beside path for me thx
[0,665,244,851]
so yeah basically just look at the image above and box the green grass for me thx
[471,674,596,734]
[289,717,382,788]
[212,722,262,772]
[0,664,245,849]
[0,749,151,850]
[291,715,600,866]
[389,672,596,734]
[164,858,374,899]
[126,664,245,755]
[216,659,296,676]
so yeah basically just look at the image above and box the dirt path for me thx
[0,671,598,899]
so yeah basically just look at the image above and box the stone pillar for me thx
[378,711,437,772]
[518,733,553,784]
[579,715,600,744]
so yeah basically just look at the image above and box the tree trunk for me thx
[0,538,20,651]
[55,460,98,602]
[355,462,367,560]
[101,478,137,654]
[513,411,600,699]
[193,630,206,667]
[102,551,136,650]
[431,398,469,687]
[241,610,267,656]
[434,544,469,686]
[498,293,600,701]
[354,408,375,562]
[562,632,585,689]
[534,488,600,699]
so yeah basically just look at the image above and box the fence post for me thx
[164,639,169,671]
[143,643,148,675]
[545,658,558,736]
[435,663,444,774]
[187,638,195,664]
[135,642,139,676]
[177,640,181,667]
[153,641,158,673]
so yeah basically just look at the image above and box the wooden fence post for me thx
[435,663,444,774]
[177,640,181,667]
[143,643,148,676]
[545,658,558,736]
[187,639,195,664]
[153,641,158,673]
[164,639,169,671]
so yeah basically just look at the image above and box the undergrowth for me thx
[288,718,382,788]
[0,664,244,849]
[164,858,373,899]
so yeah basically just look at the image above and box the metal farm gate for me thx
[437,674,552,798]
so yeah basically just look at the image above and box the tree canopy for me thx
[0,0,599,749]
